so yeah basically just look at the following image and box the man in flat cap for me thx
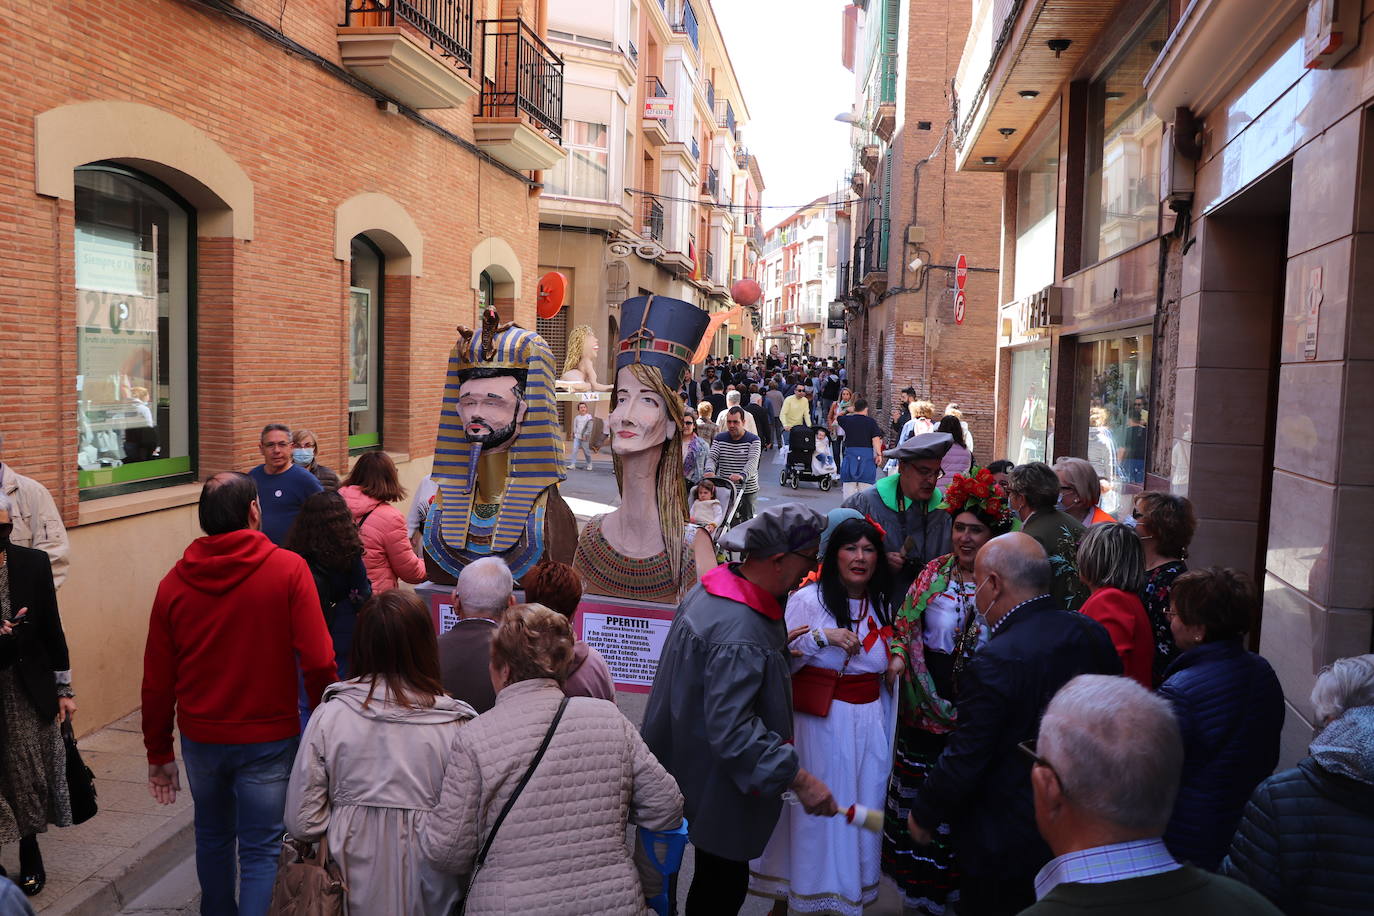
[843,431,955,597]
[643,504,839,915]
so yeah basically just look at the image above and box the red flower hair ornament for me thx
[944,467,1015,529]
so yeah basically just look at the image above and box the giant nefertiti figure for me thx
[573,295,716,602]
[423,307,576,584]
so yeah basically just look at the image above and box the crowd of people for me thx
[1,392,1372,916]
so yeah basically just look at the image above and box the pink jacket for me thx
[340,485,427,594]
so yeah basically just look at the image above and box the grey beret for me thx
[720,503,826,556]
[885,431,954,463]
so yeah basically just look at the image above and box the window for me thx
[1014,127,1059,299]
[546,120,610,200]
[1082,8,1166,264]
[1074,332,1152,518]
[1005,346,1050,465]
[348,236,384,452]
[75,166,194,493]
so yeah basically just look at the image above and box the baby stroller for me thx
[781,426,835,491]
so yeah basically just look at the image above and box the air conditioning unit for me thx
[636,242,665,259]
[608,241,634,258]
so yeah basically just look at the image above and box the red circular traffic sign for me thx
[954,290,967,325]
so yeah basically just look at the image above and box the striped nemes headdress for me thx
[430,307,566,560]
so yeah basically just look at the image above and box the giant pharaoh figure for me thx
[423,307,576,584]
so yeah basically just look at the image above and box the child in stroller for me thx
[781,425,836,491]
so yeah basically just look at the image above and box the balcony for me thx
[702,165,719,200]
[338,0,479,110]
[474,18,566,170]
[714,98,735,135]
[837,260,851,298]
[642,76,670,146]
[703,249,715,284]
[849,170,866,194]
[672,0,699,51]
[873,52,897,141]
[854,217,889,288]
[641,197,665,242]
[860,143,880,176]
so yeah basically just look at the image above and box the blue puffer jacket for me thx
[1221,705,1374,914]
[1160,638,1284,870]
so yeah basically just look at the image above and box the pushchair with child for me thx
[780,425,835,491]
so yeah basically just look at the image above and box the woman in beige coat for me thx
[285,591,477,914]
[422,604,683,915]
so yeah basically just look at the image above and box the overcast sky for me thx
[713,0,853,229]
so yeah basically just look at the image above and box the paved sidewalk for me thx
[1,712,194,915]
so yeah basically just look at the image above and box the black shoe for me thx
[18,836,42,897]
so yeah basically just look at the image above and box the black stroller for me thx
[780,425,834,491]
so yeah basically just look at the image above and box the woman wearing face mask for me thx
[750,513,896,916]
[0,492,77,898]
[573,296,717,601]
[882,468,1012,915]
[291,428,340,491]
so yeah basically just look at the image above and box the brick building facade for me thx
[838,0,1001,462]
[4,0,563,730]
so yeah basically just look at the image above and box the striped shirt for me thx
[1034,838,1181,900]
[710,431,762,493]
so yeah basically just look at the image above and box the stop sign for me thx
[955,254,968,291]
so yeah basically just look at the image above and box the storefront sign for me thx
[575,599,677,693]
[827,302,847,329]
[644,97,674,120]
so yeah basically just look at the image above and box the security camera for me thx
[908,257,924,272]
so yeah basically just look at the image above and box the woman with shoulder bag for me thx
[284,590,477,914]
[749,512,896,916]
[0,492,78,898]
[421,604,682,916]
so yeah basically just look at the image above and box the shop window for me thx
[1082,7,1166,265]
[1074,332,1152,518]
[1006,346,1050,465]
[348,235,383,452]
[75,165,194,494]
[546,120,610,200]
[1014,127,1059,299]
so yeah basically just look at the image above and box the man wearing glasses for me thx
[1017,675,1280,915]
[906,532,1120,916]
[842,431,955,597]
[248,423,322,545]
[643,505,838,915]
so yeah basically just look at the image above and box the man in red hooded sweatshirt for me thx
[141,471,337,916]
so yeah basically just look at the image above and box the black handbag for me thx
[61,720,98,824]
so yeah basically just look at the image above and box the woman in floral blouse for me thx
[1133,491,1197,686]
[882,468,1013,915]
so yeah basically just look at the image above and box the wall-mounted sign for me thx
[1304,266,1322,360]
[954,290,967,324]
[827,302,847,330]
[645,98,674,120]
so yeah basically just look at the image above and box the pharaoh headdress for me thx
[429,307,565,569]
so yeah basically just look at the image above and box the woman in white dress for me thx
[750,514,897,916]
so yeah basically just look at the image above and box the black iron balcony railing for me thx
[673,0,699,50]
[647,75,667,98]
[345,0,475,69]
[478,18,564,140]
[690,137,699,160]
[855,218,889,279]
[705,80,715,110]
[643,198,664,241]
[703,166,719,199]
[715,98,735,134]
[704,249,715,283]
